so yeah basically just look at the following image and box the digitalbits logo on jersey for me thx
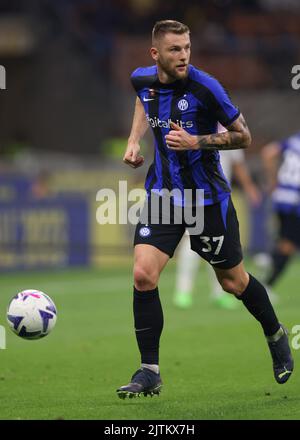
[139,226,151,237]
[177,98,189,111]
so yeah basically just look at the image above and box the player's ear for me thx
[150,47,159,62]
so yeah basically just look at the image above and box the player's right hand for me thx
[123,144,145,168]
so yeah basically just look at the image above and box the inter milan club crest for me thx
[149,88,156,98]
[139,226,151,237]
[177,98,189,111]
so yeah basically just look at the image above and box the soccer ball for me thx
[7,289,57,339]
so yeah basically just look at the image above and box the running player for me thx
[262,131,300,291]
[117,20,293,398]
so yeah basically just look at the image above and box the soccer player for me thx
[117,20,293,398]
[173,139,261,310]
[262,131,300,291]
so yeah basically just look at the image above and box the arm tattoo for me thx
[198,132,245,150]
[197,114,251,150]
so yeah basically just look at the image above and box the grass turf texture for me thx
[0,258,299,420]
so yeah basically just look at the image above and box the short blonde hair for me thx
[152,20,190,44]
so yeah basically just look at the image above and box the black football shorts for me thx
[134,194,243,269]
[278,211,300,248]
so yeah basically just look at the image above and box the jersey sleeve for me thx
[204,77,240,127]
[279,132,300,152]
[279,139,289,152]
[130,68,142,94]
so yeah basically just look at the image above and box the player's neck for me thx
[156,66,177,84]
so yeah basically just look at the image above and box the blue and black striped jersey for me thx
[131,64,240,206]
[272,131,300,216]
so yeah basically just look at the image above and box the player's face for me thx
[151,32,191,82]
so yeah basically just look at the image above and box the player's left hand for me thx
[165,122,199,151]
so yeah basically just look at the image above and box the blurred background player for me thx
[174,125,261,310]
[261,131,300,298]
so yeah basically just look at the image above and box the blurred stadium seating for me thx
[0,0,299,270]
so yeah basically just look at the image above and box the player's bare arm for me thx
[165,114,251,151]
[123,97,148,168]
[232,162,262,206]
[261,141,281,192]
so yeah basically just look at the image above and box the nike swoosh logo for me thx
[135,327,151,332]
[210,258,227,265]
[143,97,155,102]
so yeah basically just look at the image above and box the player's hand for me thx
[247,184,262,207]
[165,122,199,151]
[123,143,145,168]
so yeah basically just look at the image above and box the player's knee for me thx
[278,240,297,255]
[220,278,236,294]
[134,265,158,291]
[220,277,248,296]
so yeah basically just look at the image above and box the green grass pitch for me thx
[0,258,299,420]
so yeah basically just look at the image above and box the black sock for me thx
[133,286,163,365]
[265,251,290,287]
[236,274,280,337]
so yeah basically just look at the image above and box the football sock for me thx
[265,251,290,287]
[133,286,163,365]
[236,273,280,337]
[265,326,284,343]
[141,363,160,374]
[175,236,199,296]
